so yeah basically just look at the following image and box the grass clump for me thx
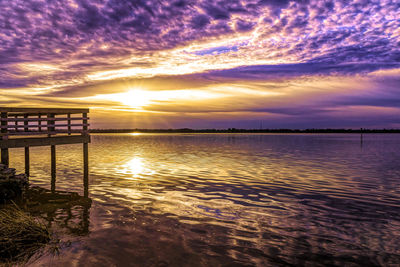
[0,204,50,264]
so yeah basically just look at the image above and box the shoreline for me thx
[90,128,400,134]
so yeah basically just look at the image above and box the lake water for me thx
[8,133,400,266]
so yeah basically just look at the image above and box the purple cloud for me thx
[1,0,400,128]
[1,0,398,67]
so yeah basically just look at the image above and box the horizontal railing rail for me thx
[0,130,89,136]
[0,108,89,113]
[0,124,90,129]
[0,108,89,138]
[1,117,88,122]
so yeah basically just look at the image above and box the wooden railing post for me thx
[1,112,8,138]
[1,112,9,166]
[48,113,55,136]
[67,113,71,135]
[38,114,42,132]
[15,115,18,133]
[24,114,28,132]
[83,112,88,135]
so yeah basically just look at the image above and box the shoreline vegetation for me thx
[0,204,50,264]
[0,163,91,264]
[0,165,49,264]
[90,128,400,134]
[0,185,91,264]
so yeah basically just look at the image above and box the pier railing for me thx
[0,108,89,137]
[1,107,90,197]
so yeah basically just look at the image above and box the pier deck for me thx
[0,107,90,196]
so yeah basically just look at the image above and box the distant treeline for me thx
[90,128,400,133]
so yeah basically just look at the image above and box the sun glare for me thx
[117,90,151,109]
[93,89,151,109]
[119,157,156,179]
[125,157,144,176]
[91,87,225,111]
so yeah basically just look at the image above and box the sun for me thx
[118,89,151,109]
[124,157,144,176]
[90,86,224,111]
[94,89,152,109]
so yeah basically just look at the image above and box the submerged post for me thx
[1,112,9,166]
[51,145,56,192]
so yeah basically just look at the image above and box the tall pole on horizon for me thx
[360,128,363,145]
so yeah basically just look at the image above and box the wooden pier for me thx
[0,108,90,197]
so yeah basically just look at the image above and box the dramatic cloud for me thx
[0,0,400,128]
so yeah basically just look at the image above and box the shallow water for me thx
[8,133,400,266]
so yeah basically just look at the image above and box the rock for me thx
[0,168,29,201]
[0,168,16,179]
[1,168,16,174]
[13,174,29,185]
[0,180,21,200]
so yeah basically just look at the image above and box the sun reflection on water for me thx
[120,157,155,178]
[11,134,400,266]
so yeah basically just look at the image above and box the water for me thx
[8,133,400,266]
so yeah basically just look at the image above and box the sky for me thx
[0,0,400,129]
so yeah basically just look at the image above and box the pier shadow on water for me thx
[0,186,91,265]
[19,186,92,236]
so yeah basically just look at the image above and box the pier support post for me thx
[25,146,30,177]
[1,112,9,167]
[51,145,56,192]
[0,149,8,167]
[83,142,89,198]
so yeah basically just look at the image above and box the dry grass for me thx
[0,204,50,264]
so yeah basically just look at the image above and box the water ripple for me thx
[9,133,400,266]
